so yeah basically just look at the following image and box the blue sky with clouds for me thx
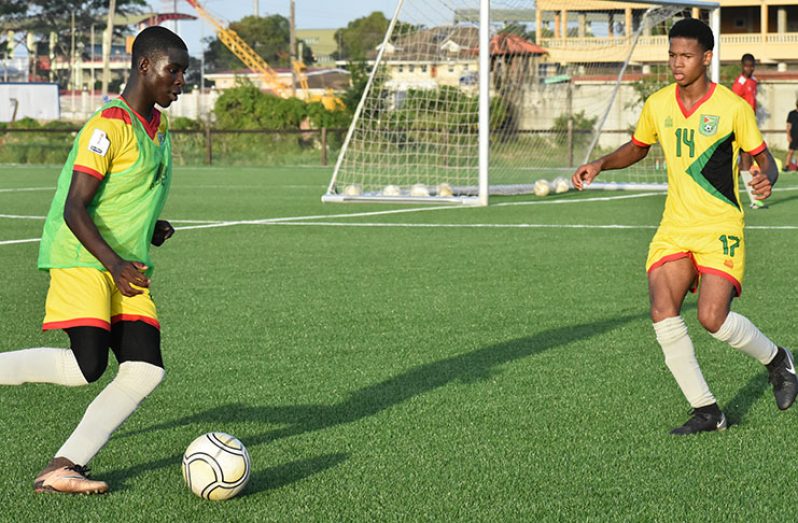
[148,0,399,54]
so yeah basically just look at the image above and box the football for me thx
[182,432,251,501]
[436,183,454,197]
[552,177,570,194]
[533,179,551,197]
[382,184,401,196]
[343,184,362,196]
[410,183,430,197]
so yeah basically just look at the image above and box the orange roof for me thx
[490,33,547,55]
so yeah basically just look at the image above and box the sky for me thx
[148,0,400,54]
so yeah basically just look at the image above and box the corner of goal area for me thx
[321,193,485,206]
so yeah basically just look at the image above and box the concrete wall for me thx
[514,79,798,150]
[58,90,221,123]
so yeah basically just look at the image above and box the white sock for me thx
[57,361,164,465]
[740,170,758,205]
[711,311,778,365]
[0,348,87,386]
[654,316,716,408]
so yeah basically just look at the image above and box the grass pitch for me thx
[3,165,798,521]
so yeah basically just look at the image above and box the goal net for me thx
[324,0,719,205]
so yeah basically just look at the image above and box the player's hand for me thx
[572,162,601,191]
[111,261,150,297]
[748,171,773,200]
[151,220,175,246]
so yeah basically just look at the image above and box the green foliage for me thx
[204,15,314,73]
[213,80,349,131]
[333,11,391,61]
[550,110,597,147]
[342,60,371,111]
[169,116,203,131]
[625,66,671,111]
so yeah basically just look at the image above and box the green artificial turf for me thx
[3,165,798,521]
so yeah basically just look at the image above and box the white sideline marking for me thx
[494,192,662,206]
[266,221,657,230]
[0,214,45,220]
[173,205,461,231]
[0,238,40,246]
[0,187,52,193]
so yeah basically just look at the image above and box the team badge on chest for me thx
[699,114,719,137]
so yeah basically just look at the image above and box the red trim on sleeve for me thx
[73,164,105,180]
[111,314,161,330]
[747,142,767,156]
[676,83,717,118]
[697,266,742,297]
[100,106,132,125]
[43,318,111,332]
[631,136,651,148]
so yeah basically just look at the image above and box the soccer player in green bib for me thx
[572,18,798,435]
[0,27,188,493]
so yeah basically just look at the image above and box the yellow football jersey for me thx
[73,96,168,181]
[632,83,765,229]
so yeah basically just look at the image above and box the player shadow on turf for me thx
[723,372,769,427]
[763,192,798,208]
[101,451,348,494]
[109,306,777,492]
[109,313,652,491]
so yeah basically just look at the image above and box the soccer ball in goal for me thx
[324,0,719,205]
[182,432,252,500]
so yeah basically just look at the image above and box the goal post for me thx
[323,0,721,205]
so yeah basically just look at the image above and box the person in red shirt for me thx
[731,53,763,208]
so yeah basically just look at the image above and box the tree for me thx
[203,14,314,73]
[0,0,145,83]
[333,11,391,61]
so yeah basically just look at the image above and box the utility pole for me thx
[71,12,76,112]
[101,0,116,97]
[290,0,297,97]
[254,0,259,17]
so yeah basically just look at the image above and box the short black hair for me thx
[741,53,755,63]
[668,18,714,52]
[131,26,187,67]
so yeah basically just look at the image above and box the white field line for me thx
[493,192,662,206]
[0,187,53,193]
[2,190,798,246]
[0,238,40,246]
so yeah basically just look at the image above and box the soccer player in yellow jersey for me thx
[0,27,188,492]
[572,18,797,435]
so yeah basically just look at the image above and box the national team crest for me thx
[699,115,719,136]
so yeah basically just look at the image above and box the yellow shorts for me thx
[645,225,744,296]
[43,267,159,331]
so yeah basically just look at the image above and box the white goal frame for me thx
[323,0,721,206]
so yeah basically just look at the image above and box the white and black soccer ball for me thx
[182,432,251,501]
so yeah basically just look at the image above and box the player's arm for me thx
[571,141,649,190]
[63,172,150,297]
[748,148,778,201]
[787,122,792,144]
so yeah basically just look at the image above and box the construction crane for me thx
[292,58,345,110]
[184,0,288,96]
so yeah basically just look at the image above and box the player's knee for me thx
[697,307,727,333]
[116,361,165,398]
[76,357,109,383]
[66,327,111,383]
[650,304,680,323]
